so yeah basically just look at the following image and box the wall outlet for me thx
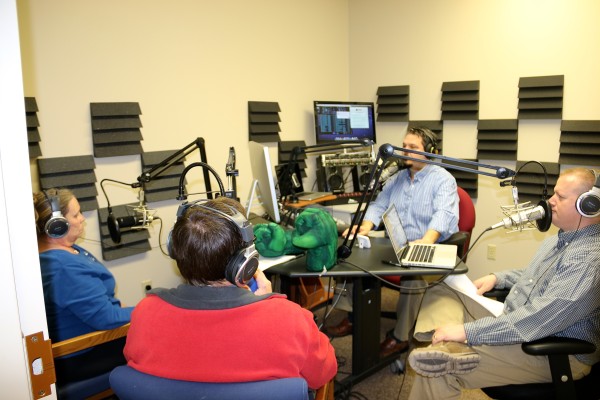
[487,244,497,260]
[141,279,152,293]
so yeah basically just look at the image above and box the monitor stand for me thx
[244,179,260,220]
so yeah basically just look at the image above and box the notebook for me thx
[381,204,458,269]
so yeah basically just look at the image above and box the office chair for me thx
[110,365,334,400]
[481,290,599,400]
[51,323,130,400]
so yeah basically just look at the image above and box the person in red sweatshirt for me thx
[124,197,337,390]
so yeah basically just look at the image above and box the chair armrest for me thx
[440,231,469,247]
[522,337,596,357]
[483,289,509,302]
[314,379,334,400]
[52,323,130,358]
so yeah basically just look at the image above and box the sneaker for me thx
[408,341,480,377]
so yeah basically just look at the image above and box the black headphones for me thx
[43,190,70,239]
[410,127,438,155]
[576,169,600,218]
[167,200,259,287]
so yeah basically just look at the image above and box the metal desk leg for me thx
[351,276,381,376]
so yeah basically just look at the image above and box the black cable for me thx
[100,178,138,211]
[81,217,170,254]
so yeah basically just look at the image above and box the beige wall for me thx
[347,0,599,277]
[18,0,351,306]
[17,0,600,306]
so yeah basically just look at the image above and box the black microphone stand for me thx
[137,137,215,198]
[336,143,516,260]
[102,137,223,244]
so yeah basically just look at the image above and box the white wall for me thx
[17,0,350,306]
[15,0,600,310]
[348,0,600,277]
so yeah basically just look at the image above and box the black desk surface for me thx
[266,236,468,278]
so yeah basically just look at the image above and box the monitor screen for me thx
[248,141,281,223]
[314,101,377,144]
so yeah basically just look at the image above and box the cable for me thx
[318,278,348,331]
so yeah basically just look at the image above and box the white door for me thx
[0,0,55,398]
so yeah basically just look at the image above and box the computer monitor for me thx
[248,141,281,223]
[314,101,377,144]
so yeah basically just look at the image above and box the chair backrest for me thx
[456,186,475,260]
[457,186,476,235]
[110,365,311,400]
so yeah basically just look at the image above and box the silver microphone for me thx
[490,204,548,231]
[379,160,409,185]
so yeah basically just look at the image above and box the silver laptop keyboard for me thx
[407,245,435,263]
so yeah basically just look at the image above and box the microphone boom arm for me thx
[337,143,516,260]
[137,137,215,199]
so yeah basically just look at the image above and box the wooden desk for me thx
[266,237,468,393]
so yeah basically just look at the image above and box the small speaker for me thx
[353,165,372,192]
[317,165,344,193]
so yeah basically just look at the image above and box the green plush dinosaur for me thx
[253,208,338,271]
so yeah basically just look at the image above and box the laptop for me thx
[381,204,458,269]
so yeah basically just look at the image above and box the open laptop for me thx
[381,204,458,269]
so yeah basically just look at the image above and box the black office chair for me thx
[481,290,599,400]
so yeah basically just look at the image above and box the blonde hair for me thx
[561,167,597,193]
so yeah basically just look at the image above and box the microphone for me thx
[379,160,409,185]
[490,203,551,231]
[107,190,155,243]
[291,172,302,189]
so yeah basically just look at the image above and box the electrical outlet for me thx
[487,244,497,260]
[141,279,152,293]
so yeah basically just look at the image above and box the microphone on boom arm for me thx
[493,161,552,233]
[490,203,550,232]
[107,189,155,244]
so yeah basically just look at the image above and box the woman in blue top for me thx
[34,188,133,385]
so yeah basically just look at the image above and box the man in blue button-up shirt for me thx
[326,128,459,358]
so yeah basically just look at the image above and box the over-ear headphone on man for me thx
[409,127,438,155]
[576,169,600,218]
[167,200,259,287]
[43,190,70,239]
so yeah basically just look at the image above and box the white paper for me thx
[258,254,302,271]
[443,274,505,317]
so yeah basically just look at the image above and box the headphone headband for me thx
[175,200,254,244]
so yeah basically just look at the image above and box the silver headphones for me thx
[575,169,600,218]
[43,191,70,238]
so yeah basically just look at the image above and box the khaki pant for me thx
[408,283,591,400]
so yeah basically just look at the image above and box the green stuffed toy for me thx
[253,208,338,271]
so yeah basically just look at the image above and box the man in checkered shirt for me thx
[407,167,600,400]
